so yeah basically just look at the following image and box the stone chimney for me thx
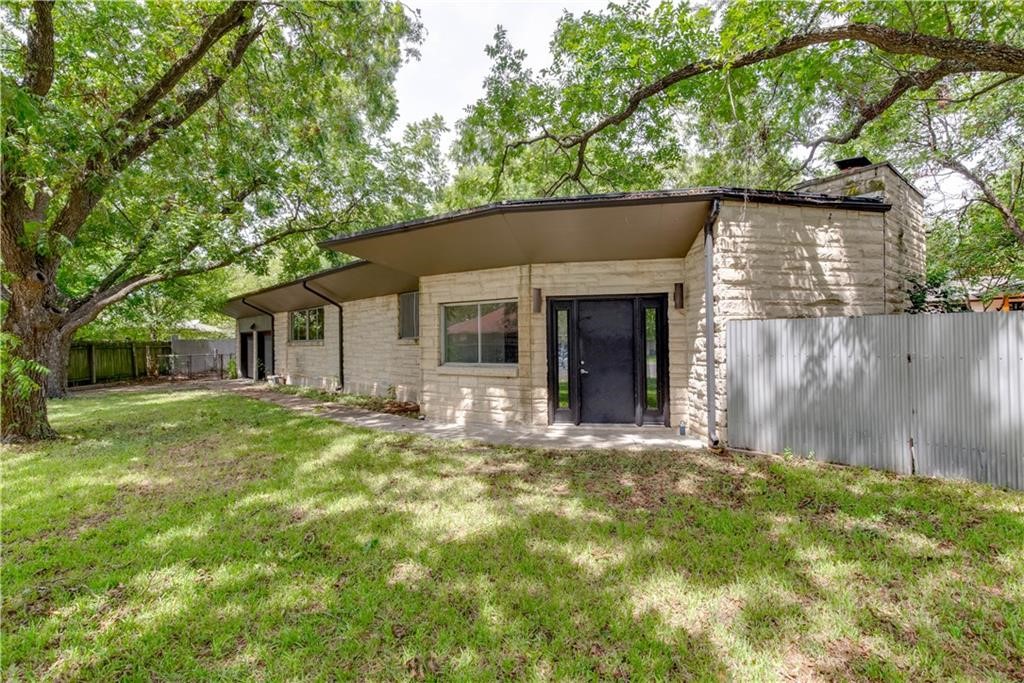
[794,158,926,313]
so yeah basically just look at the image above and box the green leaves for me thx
[455,0,1024,197]
[1,0,446,339]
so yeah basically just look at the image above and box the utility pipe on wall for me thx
[703,199,721,446]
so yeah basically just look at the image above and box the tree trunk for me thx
[1,295,59,442]
[44,333,73,399]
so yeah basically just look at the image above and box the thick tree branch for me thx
[940,157,1024,247]
[502,22,1024,193]
[62,214,337,333]
[797,59,972,171]
[21,1,54,97]
[114,1,252,129]
[47,9,263,245]
[67,180,266,318]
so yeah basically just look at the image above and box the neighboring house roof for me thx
[446,304,517,335]
[223,185,890,318]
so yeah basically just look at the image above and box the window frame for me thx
[441,299,518,365]
[398,291,420,340]
[289,306,325,343]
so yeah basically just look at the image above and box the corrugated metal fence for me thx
[727,313,1023,490]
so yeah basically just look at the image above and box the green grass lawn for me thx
[2,387,1022,681]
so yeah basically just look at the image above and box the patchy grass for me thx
[269,384,420,417]
[2,387,1022,681]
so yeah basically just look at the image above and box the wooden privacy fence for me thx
[68,340,235,386]
[727,312,1023,490]
[69,342,172,386]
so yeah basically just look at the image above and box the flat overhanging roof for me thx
[222,261,418,318]
[320,187,889,276]
[225,186,890,317]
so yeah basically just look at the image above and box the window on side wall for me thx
[289,307,324,342]
[442,300,518,364]
[398,291,419,339]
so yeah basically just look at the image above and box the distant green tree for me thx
[1,2,444,440]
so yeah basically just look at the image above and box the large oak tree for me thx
[1,1,441,440]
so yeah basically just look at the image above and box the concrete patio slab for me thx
[220,381,704,451]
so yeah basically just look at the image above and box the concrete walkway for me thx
[219,381,704,452]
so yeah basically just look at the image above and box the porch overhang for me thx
[319,188,888,276]
[221,261,418,317]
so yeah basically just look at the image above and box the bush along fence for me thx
[68,339,235,387]
[727,312,1023,490]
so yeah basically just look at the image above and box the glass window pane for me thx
[291,311,305,341]
[556,309,569,409]
[399,292,419,339]
[309,307,324,340]
[645,307,658,409]
[480,302,517,363]
[444,304,479,363]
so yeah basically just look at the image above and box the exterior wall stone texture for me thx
[796,164,926,313]
[419,266,530,426]
[343,295,421,402]
[274,306,341,391]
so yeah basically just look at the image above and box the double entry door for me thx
[547,296,667,425]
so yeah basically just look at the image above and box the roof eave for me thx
[319,188,889,251]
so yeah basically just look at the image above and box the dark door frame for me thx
[240,331,253,379]
[547,294,669,426]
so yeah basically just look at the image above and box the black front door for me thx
[578,299,636,423]
[548,296,668,426]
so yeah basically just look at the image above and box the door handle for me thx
[580,368,589,375]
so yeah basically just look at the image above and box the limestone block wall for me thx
[419,266,531,426]
[342,294,421,402]
[796,164,926,312]
[685,200,892,442]
[273,306,341,391]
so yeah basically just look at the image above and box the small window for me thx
[289,307,324,341]
[443,300,517,364]
[398,291,419,339]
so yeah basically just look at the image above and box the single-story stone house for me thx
[223,159,924,444]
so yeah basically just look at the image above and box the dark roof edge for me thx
[791,162,927,200]
[320,187,890,249]
[223,260,369,309]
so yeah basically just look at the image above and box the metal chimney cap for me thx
[835,156,873,171]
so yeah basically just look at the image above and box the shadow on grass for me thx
[1,388,1022,680]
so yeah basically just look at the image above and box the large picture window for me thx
[289,307,324,342]
[443,301,518,364]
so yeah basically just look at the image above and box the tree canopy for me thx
[454,1,1023,202]
[1,0,443,439]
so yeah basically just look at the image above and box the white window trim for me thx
[441,299,518,365]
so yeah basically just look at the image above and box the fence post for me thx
[187,354,192,379]
[87,343,97,385]
[218,353,224,379]
[129,342,137,378]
